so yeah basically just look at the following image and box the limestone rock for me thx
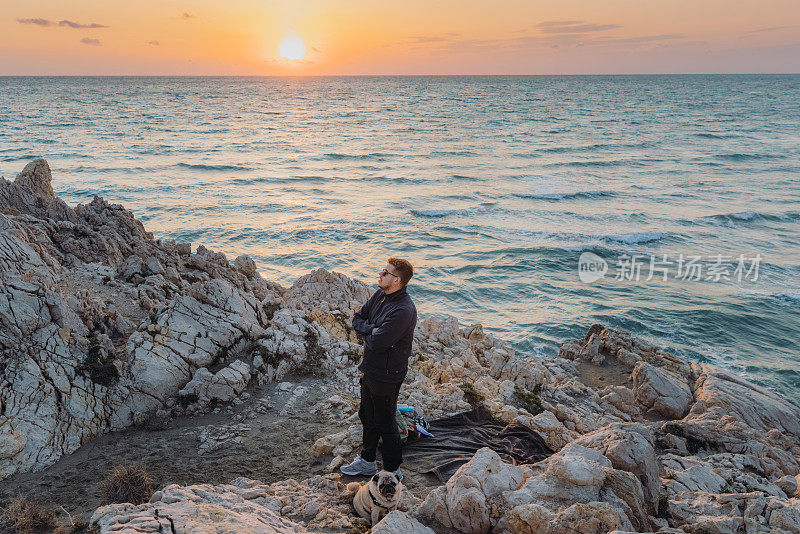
[179,360,251,407]
[501,439,650,532]
[546,444,611,487]
[499,503,553,534]
[777,475,798,497]
[572,423,660,513]
[675,363,800,477]
[234,254,259,278]
[550,501,629,534]
[662,455,728,494]
[515,409,576,452]
[632,361,693,419]
[89,474,379,533]
[418,447,523,534]
[14,158,55,199]
[372,511,436,534]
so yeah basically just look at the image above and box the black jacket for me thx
[353,287,417,384]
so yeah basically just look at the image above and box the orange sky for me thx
[1,0,799,75]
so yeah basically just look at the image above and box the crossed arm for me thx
[352,292,378,336]
[352,293,413,351]
[365,307,413,351]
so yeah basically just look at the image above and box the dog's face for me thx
[372,471,400,501]
[353,470,402,525]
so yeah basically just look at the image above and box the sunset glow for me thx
[1,1,799,75]
[278,36,305,60]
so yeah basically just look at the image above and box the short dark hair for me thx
[387,257,414,286]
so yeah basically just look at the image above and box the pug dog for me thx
[350,470,403,525]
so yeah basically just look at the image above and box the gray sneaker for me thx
[340,454,378,476]
[394,468,404,482]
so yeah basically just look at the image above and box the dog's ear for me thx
[372,473,379,483]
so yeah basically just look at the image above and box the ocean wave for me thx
[694,133,743,139]
[715,153,786,161]
[602,231,666,245]
[176,163,254,171]
[365,175,424,184]
[545,158,659,168]
[700,211,800,224]
[513,190,617,201]
[323,152,397,161]
[229,177,272,185]
[409,201,496,218]
[67,165,153,174]
[269,176,329,184]
[410,208,470,218]
[429,150,478,157]
[539,141,652,154]
[770,292,800,307]
[2,154,42,162]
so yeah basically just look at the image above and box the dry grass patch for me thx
[0,497,56,534]
[99,463,154,505]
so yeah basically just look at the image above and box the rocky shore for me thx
[1,159,800,533]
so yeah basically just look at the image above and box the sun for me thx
[278,36,306,60]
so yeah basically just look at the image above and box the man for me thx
[341,258,417,480]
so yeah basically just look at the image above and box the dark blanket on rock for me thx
[402,406,553,482]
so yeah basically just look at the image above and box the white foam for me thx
[602,231,665,244]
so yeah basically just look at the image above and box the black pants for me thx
[359,375,402,472]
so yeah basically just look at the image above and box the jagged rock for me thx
[550,501,629,533]
[178,360,251,408]
[632,361,693,419]
[234,254,258,278]
[661,455,728,494]
[14,159,54,199]
[573,423,660,513]
[692,363,800,435]
[777,475,798,497]
[0,420,26,460]
[515,410,575,451]
[90,474,419,533]
[674,364,800,478]
[0,160,362,480]
[666,491,749,533]
[417,447,523,533]
[372,511,435,534]
[144,255,165,276]
[119,255,145,280]
[501,440,649,532]
[497,502,553,534]
[1,159,73,221]
[546,444,611,487]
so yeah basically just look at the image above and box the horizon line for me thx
[1,72,799,77]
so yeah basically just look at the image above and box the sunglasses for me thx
[380,269,399,279]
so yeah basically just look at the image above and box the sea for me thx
[1,75,799,402]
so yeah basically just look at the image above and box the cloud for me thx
[395,29,689,60]
[181,12,196,19]
[747,26,791,34]
[17,18,54,26]
[536,21,621,34]
[80,38,101,46]
[59,20,108,29]
[17,18,108,29]
[599,34,684,44]
[412,36,453,44]
[148,40,160,46]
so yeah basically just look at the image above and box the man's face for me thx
[378,263,402,292]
